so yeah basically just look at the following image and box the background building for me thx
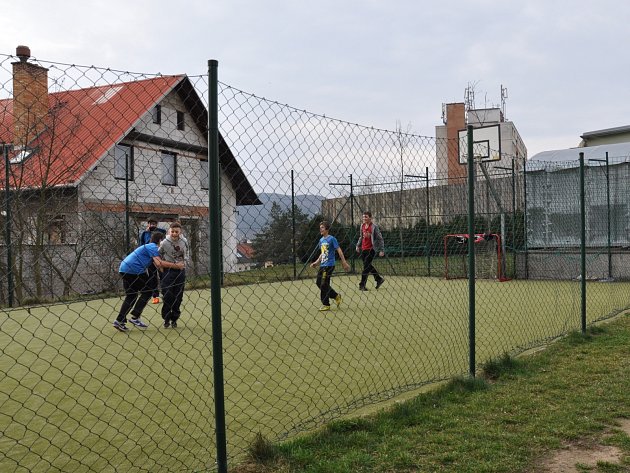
[435,102,527,182]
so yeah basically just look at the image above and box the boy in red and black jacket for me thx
[355,211,385,291]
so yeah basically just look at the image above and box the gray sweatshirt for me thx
[159,235,189,266]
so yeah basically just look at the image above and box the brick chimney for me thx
[445,103,467,180]
[12,45,49,148]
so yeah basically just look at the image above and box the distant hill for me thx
[237,192,324,240]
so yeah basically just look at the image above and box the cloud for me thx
[2,0,630,162]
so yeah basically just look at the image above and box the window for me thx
[200,159,209,189]
[152,105,161,124]
[176,110,185,131]
[162,151,177,185]
[114,144,134,180]
[48,215,66,244]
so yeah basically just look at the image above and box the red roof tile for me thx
[237,242,255,259]
[0,75,261,205]
[0,75,182,188]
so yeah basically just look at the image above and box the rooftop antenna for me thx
[464,83,475,113]
[501,84,508,120]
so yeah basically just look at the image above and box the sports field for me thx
[1,275,628,471]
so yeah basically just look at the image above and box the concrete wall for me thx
[322,174,524,230]
[519,249,630,281]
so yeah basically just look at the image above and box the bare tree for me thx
[3,98,122,302]
[393,121,413,258]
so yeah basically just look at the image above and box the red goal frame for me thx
[443,233,509,282]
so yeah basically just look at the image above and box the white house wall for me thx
[79,89,239,272]
[134,91,205,148]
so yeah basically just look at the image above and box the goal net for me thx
[443,233,508,281]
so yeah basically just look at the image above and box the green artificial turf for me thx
[1,275,628,471]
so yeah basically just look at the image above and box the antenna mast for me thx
[464,83,475,113]
[500,84,508,120]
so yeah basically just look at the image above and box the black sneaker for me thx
[171,321,178,328]
[359,285,368,291]
[113,320,129,332]
[163,321,170,329]
[375,277,385,289]
[129,318,148,329]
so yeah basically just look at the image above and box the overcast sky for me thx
[2,0,629,159]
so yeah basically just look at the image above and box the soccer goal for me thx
[443,233,509,281]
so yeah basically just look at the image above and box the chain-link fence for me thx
[1,49,629,472]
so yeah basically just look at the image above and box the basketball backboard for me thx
[458,124,501,164]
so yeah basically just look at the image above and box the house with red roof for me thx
[235,241,256,271]
[0,46,260,301]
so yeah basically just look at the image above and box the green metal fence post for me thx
[605,152,611,279]
[467,125,476,377]
[208,59,228,473]
[292,169,296,279]
[588,153,612,280]
[511,158,516,278]
[350,174,355,274]
[579,152,586,333]
[523,156,529,279]
[426,166,431,277]
[496,162,517,278]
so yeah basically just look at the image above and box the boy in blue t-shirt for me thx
[310,221,350,311]
[113,232,184,332]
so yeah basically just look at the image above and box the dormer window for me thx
[92,86,123,105]
[9,149,32,164]
[152,105,162,125]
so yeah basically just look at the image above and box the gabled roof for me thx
[0,75,260,205]
[236,242,255,260]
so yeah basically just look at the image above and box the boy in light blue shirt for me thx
[310,221,349,311]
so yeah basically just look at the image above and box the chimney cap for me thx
[16,45,31,62]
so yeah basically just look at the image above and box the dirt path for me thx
[537,418,630,472]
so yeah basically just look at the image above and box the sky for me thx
[2,0,630,159]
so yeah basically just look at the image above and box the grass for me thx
[237,316,630,472]
[1,275,629,471]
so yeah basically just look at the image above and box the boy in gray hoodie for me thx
[159,221,189,328]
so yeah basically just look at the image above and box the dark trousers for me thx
[117,272,152,323]
[161,269,186,324]
[147,264,160,298]
[316,266,338,306]
[360,249,382,287]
